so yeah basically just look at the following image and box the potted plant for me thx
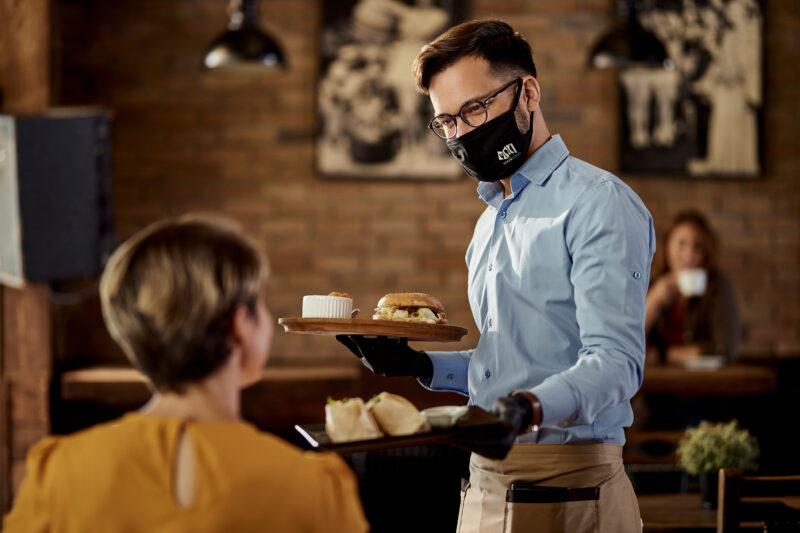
[676,420,759,509]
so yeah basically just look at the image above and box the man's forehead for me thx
[428,56,506,115]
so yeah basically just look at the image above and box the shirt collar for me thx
[476,135,570,206]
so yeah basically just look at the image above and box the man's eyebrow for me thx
[437,87,498,116]
[459,87,496,108]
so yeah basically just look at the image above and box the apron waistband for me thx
[470,443,623,485]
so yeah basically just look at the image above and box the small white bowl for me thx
[421,405,469,428]
[302,295,353,319]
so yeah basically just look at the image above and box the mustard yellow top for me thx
[3,413,368,533]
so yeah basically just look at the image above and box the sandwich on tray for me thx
[372,292,447,324]
[367,392,430,436]
[324,393,430,442]
[325,397,383,443]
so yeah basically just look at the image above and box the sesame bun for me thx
[375,293,444,313]
[373,292,447,324]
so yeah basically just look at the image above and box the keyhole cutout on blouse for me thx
[173,425,196,508]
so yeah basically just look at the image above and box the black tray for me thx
[294,406,507,454]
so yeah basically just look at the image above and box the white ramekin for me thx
[302,295,353,319]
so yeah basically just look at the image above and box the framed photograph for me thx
[317,0,465,180]
[621,0,762,177]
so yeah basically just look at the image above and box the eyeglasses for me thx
[428,78,521,140]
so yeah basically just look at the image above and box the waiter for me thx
[338,19,654,533]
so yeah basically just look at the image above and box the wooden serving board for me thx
[278,317,468,342]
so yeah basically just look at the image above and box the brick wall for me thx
[54,0,800,364]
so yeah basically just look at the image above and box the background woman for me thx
[646,209,741,364]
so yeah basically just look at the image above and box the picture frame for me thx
[620,0,763,178]
[316,0,465,181]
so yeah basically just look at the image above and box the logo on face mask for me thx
[497,143,519,162]
[444,78,534,183]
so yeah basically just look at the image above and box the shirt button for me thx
[488,318,492,327]
[488,263,493,271]
[447,373,454,381]
[633,271,642,279]
[485,370,491,379]
[500,211,507,219]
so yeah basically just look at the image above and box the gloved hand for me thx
[457,392,537,460]
[335,335,433,379]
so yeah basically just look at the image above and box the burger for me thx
[372,292,447,324]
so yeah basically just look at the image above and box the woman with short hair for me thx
[3,214,368,533]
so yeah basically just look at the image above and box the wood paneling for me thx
[0,0,51,512]
[1,287,51,512]
[0,0,50,113]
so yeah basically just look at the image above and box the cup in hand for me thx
[676,268,707,297]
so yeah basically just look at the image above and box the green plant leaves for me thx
[676,420,759,476]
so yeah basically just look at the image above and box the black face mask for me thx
[445,87,534,183]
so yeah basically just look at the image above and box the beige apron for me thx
[457,443,641,533]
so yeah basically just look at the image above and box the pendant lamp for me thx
[203,0,286,72]
[589,0,669,69]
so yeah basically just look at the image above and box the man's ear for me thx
[522,76,541,113]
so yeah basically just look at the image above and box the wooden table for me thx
[640,364,778,397]
[57,365,362,433]
[638,493,717,531]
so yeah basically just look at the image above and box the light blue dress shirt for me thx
[423,135,655,445]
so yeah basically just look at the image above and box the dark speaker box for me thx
[0,109,114,286]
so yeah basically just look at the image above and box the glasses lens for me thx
[431,115,456,139]
[460,101,488,127]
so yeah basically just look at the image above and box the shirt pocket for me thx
[503,483,599,533]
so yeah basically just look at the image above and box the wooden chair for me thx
[718,468,800,532]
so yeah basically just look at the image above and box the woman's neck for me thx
[139,357,241,422]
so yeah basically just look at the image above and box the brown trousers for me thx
[456,444,641,533]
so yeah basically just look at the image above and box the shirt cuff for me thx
[418,351,469,395]
[531,376,579,426]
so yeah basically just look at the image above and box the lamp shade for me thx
[203,0,286,72]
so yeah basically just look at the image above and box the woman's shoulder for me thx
[188,418,349,473]
[15,415,147,489]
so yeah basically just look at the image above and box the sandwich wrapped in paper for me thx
[325,397,383,443]
[367,392,430,436]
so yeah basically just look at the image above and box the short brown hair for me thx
[413,19,537,94]
[100,214,268,392]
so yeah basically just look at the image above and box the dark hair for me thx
[413,20,537,94]
[654,209,718,277]
[100,214,268,393]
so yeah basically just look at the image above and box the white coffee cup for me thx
[676,268,707,297]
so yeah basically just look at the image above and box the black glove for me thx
[336,335,433,379]
[492,392,534,436]
[457,392,535,460]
